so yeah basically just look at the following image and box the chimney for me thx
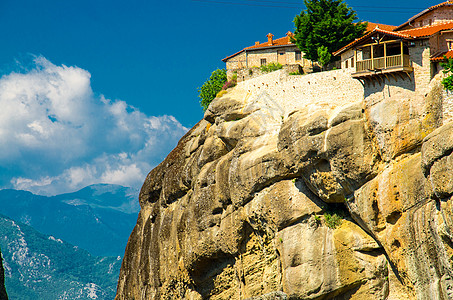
[286,31,293,44]
[267,33,274,45]
[255,41,260,46]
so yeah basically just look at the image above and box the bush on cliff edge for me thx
[198,69,227,111]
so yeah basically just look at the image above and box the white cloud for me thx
[0,56,188,195]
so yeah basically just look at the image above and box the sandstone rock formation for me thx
[116,71,453,299]
[0,248,8,300]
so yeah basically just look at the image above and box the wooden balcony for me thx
[352,54,413,78]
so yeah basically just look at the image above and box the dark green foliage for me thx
[441,55,453,91]
[317,45,332,69]
[260,62,283,73]
[198,69,227,111]
[293,0,367,62]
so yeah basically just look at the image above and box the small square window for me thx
[295,51,301,61]
[260,58,267,66]
[448,40,453,51]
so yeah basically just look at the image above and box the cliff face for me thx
[0,248,8,300]
[116,70,453,299]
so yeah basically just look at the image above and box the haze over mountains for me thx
[0,184,139,256]
[0,183,139,299]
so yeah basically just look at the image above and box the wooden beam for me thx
[376,74,382,85]
[405,72,412,81]
[397,72,405,81]
[400,41,404,67]
[371,44,374,70]
[384,43,387,69]
[357,39,402,49]
[390,72,397,82]
[384,73,390,82]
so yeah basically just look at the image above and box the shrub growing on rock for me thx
[198,69,227,111]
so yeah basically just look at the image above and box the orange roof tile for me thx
[334,21,453,56]
[244,35,293,50]
[222,33,296,62]
[366,22,397,32]
[431,50,453,61]
[395,1,453,31]
[333,28,413,56]
[398,21,453,37]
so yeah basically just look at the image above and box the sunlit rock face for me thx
[116,73,453,299]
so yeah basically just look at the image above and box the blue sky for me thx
[0,0,442,194]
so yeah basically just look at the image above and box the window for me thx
[448,40,453,51]
[260,58,267,66]
[295,50,302,61]
[351,57,354,68]
[345,60,348,68]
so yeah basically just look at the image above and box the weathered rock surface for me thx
[0,248,8,300]
[116,75,453,299]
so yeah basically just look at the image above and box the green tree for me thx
[317,46,332,70]
[293,0,367,62]
[441,55,453,91]
[198,69,227,111]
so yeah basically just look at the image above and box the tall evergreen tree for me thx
[293,0,367,63]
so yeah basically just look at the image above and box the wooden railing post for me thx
[400,41,404,67]
[384,43,387,69]
[371,45,374,69]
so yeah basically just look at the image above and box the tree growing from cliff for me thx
[293,0,367,63]
[198,69,227,111]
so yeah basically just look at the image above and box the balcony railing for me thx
[356,54,411,73]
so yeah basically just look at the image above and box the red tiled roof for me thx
[431,50,453,61]
[334,21,453,56]
[366,22,397,32]
[222,33,295,62]
[398,21,453,37]
[395,1,453,31]
[333,28,413,56]
[245,35,292,50]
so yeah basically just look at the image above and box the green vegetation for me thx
[0,214,120,300]
[317,46,332,70]
[198,69,227,111]
[260,62,283,73]
[293,0,367,64]
[324,211,342,229]
[289,71,302,75]
[441,55,453,91]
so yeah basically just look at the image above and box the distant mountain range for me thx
[0,214,121,300]
[0,184,139,256]
[0,184,140,300]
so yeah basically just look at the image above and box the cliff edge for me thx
[115,69,453,299]
[0,249,8,300]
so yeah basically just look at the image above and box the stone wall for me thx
[405,6,453,29]
[232,64,303,83]
[237,68,364,117]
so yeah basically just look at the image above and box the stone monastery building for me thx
[223,1,453,84]
[334,0,453,84]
